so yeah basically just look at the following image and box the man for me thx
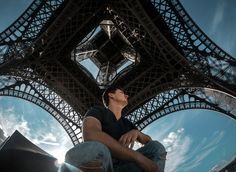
[64,86,166,172]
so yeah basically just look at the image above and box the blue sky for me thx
[0,0,236,171]
[0,96,73,163]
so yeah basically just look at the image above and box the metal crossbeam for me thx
[0,0,235,145]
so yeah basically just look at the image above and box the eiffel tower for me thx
[0,0,235,146]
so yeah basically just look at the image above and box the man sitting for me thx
[64,86,167,172]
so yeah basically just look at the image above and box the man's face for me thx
[109,89,129,106]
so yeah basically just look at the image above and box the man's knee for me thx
[147,141,167,159]
[65,141,111,166]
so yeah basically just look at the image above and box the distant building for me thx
[219,158,236,172]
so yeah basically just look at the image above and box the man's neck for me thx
[108,103,123,120]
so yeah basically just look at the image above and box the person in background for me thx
[64,86,167,172]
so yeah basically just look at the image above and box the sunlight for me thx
[50,147,68,165]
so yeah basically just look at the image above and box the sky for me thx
[0,0,236,172]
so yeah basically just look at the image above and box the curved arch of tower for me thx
[0,0,235,145]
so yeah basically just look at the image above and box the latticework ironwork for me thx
[0,0,235,145]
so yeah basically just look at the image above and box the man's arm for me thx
[118,129,152,147]
[82,117,159,172]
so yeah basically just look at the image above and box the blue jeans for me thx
[113,141,166,172]
[63,141,113,172]
[63,141,166,172]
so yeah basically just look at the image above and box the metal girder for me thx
[30,58,102,115]
[0,0,66,65]
[0,0,235,145]
[0,75,82,144]
[150,0,236,94]
[127,88,236,130]
[32,0,106,60]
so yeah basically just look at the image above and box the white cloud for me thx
[31,132,59,146]
[38,140,60,146]
[184,146,217,170]
[181,130,225,171]
[203,131,225,150]
[6,107,15,113]
[0,105,73,161]
[163,132,178,152]
[208,0,236,56]
[143,111,194,141]
[0,109,31,138]
[41,130,74,162]
[162,128,192,172]
[156,128,226,172]
[143,111,230,172]
[43,133,57,142]
[29,125,73,151]
[177,128,184,133]
[210,0,225,35]
[0,127,6,144]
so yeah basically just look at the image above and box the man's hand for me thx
[137,132,152,144]
[83,118,159,172]
[119,130,152,147]
[119,130,138,147]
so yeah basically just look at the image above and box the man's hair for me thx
[102,85,123,107]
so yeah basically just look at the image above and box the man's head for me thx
[102,86,128,108]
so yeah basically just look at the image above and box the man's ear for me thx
[108,92,113,99]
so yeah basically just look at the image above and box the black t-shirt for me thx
[85,106,137,140]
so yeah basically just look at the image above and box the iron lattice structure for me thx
[0,0,235,145]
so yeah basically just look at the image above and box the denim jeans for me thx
[113,141,166,172]
[63,140,166,172]
[63,141,114,172]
